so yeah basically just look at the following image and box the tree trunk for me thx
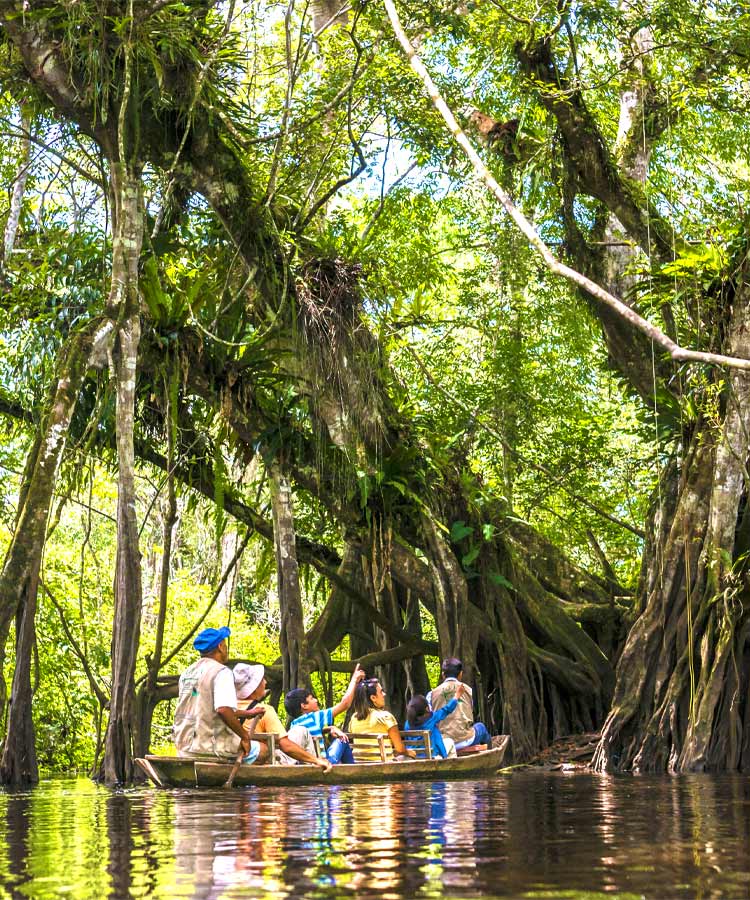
[0,322,107,783]
[521,16,750,773]
[0,578,39,785]
[102,165,145,785]
[133,402,177,761]
[132,685,158,764]
[594,270,750,772]
[269,460,307,696]
[310,0,348,32]
[0,431,39,731]
[217,529,241,609]
[401,586,431,698]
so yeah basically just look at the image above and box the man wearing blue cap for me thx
[173,626,258,762]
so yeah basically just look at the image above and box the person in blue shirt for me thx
[284,664,364,764]
[405,683,467,759]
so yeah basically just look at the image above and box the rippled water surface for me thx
[2,773,750,898]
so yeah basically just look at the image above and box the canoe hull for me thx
[137,739,509,788]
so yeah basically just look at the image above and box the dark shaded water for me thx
[2,773,750,898]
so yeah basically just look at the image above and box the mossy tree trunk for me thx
[0,0,149,784]
[514,25,750,771]
[269,459,308,697]
[102,164,145,785]
[594,270,750,771]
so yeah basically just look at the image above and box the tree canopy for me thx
[0,0,748,782]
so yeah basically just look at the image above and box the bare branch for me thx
[43,582,108,707]
[0,123,105,190]
[136,529,252,685]
[295,32,367,232]
[264,0,302,206]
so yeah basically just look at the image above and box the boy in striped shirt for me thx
[284,664,364,764]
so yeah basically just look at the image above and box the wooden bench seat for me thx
[313,730,433,762]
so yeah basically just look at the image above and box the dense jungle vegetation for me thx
[0,0,748,784]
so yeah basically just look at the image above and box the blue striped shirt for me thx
[289,706,334,737]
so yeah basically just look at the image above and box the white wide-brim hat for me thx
[233,663,265,700]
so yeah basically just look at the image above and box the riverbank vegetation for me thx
[0,0,747,784]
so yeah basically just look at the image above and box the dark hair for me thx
[406,694,430,728]
[353,678,381,721]
[441,657,463,680]
[284,688,311,720]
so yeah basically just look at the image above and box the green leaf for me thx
[357,471,370,508]
[462,547,480,567]
[489,572,513,591]
[140,255,169,324]
[450,520,474,542]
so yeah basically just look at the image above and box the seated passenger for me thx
[349,678,416,761]
[405,685,467,758]
[284,664,364,765]
[173,626,257,763]
[232,663,331,773]
[427,657,491,751]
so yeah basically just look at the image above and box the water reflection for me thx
[3,774,750,897]
[3,791,31,897]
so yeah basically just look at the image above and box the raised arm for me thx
[331,663,365,717]
[430,697,458,724]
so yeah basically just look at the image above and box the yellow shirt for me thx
[349,708,398,760]
[256,705,288,738]
[237,701,288,738]
[350,708,398,734]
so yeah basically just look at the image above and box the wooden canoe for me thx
[136,738,509,788]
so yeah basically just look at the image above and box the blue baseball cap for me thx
[193,626,231,653]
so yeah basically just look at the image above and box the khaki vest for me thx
[430,679,475,744]
[173,657,240,758]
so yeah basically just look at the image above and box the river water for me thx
[2,772,750,898]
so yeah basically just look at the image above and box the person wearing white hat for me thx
[233,663,332,772]
[233,663,266,702]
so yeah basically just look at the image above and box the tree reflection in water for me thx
[166,781,489,898]
[3,774,750,897]
[2,791,30,897]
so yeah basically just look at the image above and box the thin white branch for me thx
[382,0,750,372]
[2,106,32,265]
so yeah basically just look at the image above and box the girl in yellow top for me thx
[349,678,416,760]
